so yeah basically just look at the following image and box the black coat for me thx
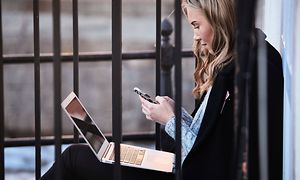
[247,32,283,180]
[162,34,283,180]
[182,61,235,180]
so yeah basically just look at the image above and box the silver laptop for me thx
[61,92,175,173]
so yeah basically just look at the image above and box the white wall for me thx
[258,0,299,179]
[281,0,297,179]
[262,0,283,52]
[293,1,300,179]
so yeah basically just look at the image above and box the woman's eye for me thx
[193,26,199,30]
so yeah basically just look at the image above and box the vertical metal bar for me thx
[112,0,122,180]
[257,29,268,180]
[155,0,161,150]
[0,0,4,179]
[174,0,182,179]
[72,0,79,143]
[33,0,41,178]
[53,0,62,179]
[234,0,256,179]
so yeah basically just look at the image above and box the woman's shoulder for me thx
[218,61,235,77]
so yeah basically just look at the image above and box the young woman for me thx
[141,0,236,179]
[41,0,283,179]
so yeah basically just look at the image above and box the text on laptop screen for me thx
[65,97,105,153]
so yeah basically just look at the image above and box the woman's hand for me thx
[139,96,175,125]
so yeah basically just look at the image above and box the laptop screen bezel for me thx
[61,92,110,160]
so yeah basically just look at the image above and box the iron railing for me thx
[0,0,193,179]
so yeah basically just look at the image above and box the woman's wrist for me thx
[164,116,176,138]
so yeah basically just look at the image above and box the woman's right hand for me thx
[139,96,175,125]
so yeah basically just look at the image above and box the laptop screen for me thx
[65,97,105,153]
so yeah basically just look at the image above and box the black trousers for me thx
[41,144,175,180]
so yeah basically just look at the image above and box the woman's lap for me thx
[42,144,174,180]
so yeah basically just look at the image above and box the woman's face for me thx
[186,6,214,54]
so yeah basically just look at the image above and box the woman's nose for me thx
[193,31,201,41]
[193,34,201,41]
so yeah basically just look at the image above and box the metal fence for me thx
[0,0,194,179]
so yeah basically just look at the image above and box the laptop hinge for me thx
[103,143,113,159]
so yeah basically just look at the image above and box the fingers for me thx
[155,96,173,102]
[160,96,170,99]
[141,103,149,112]
[142,106,153,121]
[162,96,175,105]
[138,96,145,103]
[140,99,153,120]
[139,95,176,125]
[155,96,175,106]
[155,96,168,104]
[139,96,152,109]
[141,104,148,115]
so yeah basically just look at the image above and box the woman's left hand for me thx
[139,96,175,125]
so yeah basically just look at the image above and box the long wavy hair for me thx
[182,0,235,98]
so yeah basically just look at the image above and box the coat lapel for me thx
[191,63,234,150]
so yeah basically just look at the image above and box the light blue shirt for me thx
[164,87,212,164]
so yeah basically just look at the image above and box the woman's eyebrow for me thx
[191,21,197,26]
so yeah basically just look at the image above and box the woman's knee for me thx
[64,144,89,154]
[60,144,92,168]
[62,144,90,159]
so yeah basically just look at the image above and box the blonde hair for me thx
[182,0,235,98]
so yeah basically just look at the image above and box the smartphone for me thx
[133,87,159,104]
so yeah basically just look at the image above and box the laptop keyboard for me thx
[109,145,146,165]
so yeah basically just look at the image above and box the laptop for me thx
[61,92,175,173]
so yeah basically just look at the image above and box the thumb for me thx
[162,96,173,102]
[155,96,165,104]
